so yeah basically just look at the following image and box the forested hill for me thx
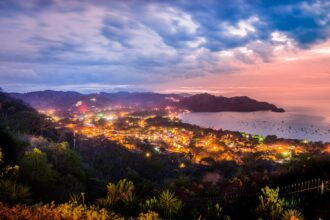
[178,93,285,112]
[0,91,58,138]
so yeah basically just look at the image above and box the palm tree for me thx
[281,209,304,220]
[158,190,182,218]
[115,178,135,205]
[98,178,135,208]
[0,179,30,204]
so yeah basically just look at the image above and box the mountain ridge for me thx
[178,93,285,112]
[10,90,285,112]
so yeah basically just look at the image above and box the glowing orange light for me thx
[179,163,186,168]
[66,124,75,129]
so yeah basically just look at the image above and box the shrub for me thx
[0,202,123,220]
[137,211,160,220]
[256,186,285,220]
[97,178,137,216]
[0,179,30,204]
[142,190,183,218]
[281,209,304,220]
[206,203,230,220]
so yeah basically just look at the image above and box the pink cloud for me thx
[155,40,330,117]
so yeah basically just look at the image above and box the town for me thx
[42,99,325,168]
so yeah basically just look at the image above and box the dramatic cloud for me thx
[0,0,329,91]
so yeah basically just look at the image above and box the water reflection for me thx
[179,111,330,142]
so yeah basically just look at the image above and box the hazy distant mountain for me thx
[11,90,86,110]
[10,90,284,112]
[10,90,183,110]
[99,92,183,107]
[179,93,285,112]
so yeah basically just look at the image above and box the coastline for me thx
[179,111,330,143]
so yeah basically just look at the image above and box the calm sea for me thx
[179,111,330,143]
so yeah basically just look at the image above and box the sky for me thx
[0,0,329,113]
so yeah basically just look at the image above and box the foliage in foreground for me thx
[98,179,135,207]
[0,148,31,204]
[256,186,285,219]
[281,209,304,220]
[205,203,231,220]
[137,211,160,220]
[256,186,304,220]
[97,178,136,215]
[0,179,30,204]
[142,190,183,218]
[0,202,123,220]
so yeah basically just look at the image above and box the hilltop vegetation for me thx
[178,93,285,112]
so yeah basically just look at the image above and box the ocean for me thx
[179,111,330,143]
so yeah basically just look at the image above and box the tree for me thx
[97,178,135,212]
[0,148,30,204]
[206,203,231,220]
[30,140,86,192]
[43,142,86,200]
[256,186,285,220]
[141,196,159,214]
[141,190,183,218]
[0,129,27,166]
[0,179,30,204]
[19,148,58,200]
[158,190,183,218]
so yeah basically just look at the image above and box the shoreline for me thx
[179,111,330,143]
